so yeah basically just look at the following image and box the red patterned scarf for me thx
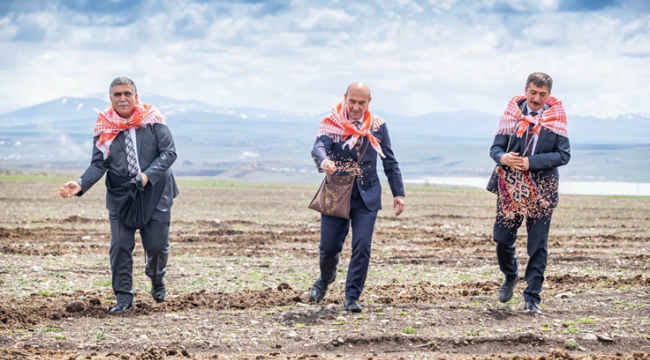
[94,98,167,159]
[316,101,385,157]
[494,95,569,139]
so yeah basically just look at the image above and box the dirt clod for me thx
[277,283,292,291]
[65,301,85,313]
[88,297,101,306]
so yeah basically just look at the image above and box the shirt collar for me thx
[347,115,362,123]
[527,104,544,116]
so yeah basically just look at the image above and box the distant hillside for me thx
[0,94,648,182]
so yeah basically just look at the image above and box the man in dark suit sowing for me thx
[487,72,570,314]
[59,77,178,312]
[309,82,405,313]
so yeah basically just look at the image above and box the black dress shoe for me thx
[525,300,541,314]
[498,274,520,303]
[110,302,133,313]
[151,281,166,303]
[344,297,362,313]
[309,275,336,303]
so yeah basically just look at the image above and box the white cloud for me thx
[294,8,354,30]
[491,0,560,12]
[428,0,460,13]
[0,0,647,119]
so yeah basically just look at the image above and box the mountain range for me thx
[1,94,648,182]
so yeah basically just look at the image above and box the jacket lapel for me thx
[516,102,529,154]
[516,134,527,155]
[114,130,126,156]
[534,127,548,154]
[349,142,360,162]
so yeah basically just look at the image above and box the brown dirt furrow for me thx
[3,225,648,252]
[2,237,644,269]
[0,289,305,329]
[0,244,62,256]
[172,232,319,245]
[0,227,36,239]
[0,347,649,360]
[0,243,318,258]
[365,274,650,303]
[20,216,261,227]
[4,274,647,329]
[0,227,105,242]
[546,273,650,287]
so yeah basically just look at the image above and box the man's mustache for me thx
[118,101,129,106]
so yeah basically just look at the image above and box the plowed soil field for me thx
[0,176,649,359]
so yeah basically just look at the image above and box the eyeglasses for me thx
[113,91,134,97]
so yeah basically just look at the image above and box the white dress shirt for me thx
[525,105,543,156]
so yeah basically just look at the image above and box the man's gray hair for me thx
[109,77,138,95]
[526,72,552,92]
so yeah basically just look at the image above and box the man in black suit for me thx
[487,72,571,314]
[59,77,178,312]
[310,82,405,313]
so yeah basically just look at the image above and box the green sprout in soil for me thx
[564,327,582,334]
[42,327,62,333]
[466,327,483,336]
[564,339,577,350]
[401,326,417,335]
[90,331,106,341]
[39,289,56,297]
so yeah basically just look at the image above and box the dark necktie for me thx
[124,129,139,176]
[523,111,538,157]
[353,121,363,149]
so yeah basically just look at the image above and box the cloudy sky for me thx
[1,0,649,118]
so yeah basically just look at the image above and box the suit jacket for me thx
[78,123,179,212]
[312,122,405,212]
[487,99,571,206]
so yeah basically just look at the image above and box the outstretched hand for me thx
[59,181,81,198]
[394,196,405,216]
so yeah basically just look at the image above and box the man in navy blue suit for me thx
[487,72,571,314]
[309,82,405,313]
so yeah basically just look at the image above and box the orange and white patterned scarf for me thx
[316,101,385,157]
[93,98,167,159]
[494,95,569,139]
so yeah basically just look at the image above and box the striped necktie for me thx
[124,130,139,176]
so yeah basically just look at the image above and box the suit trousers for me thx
[108,209,171,303]
[319,187,378,300]
[493,200,553,304]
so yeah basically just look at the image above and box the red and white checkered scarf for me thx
[93,98,167,159]
[494,95,569,139]
[316,101,386,157]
